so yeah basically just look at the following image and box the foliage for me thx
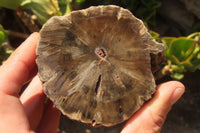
[0,0,160,26]
[0,25,8,46]
[0,0,61,25]
[0,25,13,65]
[161,32,200,80]
[0,0,23,9]
[21,0,60,24]
[122,0,161,25]
[150,30,200,80]
[58,0,69,15]
[149,30,161,42]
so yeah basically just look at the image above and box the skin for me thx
[0,33,185,133]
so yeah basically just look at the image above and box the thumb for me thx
[121,81,185,133]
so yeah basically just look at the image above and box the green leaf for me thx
[0,25,8,45]
[187,32,200,40]
[74,0,85,3]
[58,0,67,15]
[170,64,184,73]
[0,0,23,9]
[149,30,160,42]
[141,0,161,8]
[189,59,200,71]
[65,0,71,14]
[167,38,195,62]
[0,25,11,64]
[162,37,175,47]
[198,52,200,59]
[5,50,14,54]
[21,0,60,24]
[170,72,184,80]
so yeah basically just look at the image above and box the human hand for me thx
[0,33,61,133]
[0,33,185,133]
[121,81,185,133]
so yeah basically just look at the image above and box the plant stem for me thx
[7,30,29,39]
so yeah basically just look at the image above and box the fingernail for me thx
[170,87,184,105]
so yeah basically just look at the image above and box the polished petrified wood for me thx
[36,5,165,127]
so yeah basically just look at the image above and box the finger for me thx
[20,76,46,130]
[37,100,61,133]
[0,32,39,96]
[121,81,185,133]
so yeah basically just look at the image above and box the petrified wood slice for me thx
[36,5,165,127]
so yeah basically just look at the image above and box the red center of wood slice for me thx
[95,47,107,59]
